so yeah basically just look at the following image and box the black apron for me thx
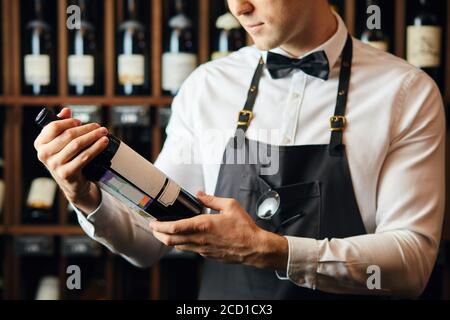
[199,35,369,299]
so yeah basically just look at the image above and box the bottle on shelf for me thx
[22,0,56,95]
[116,0,149,96]
[211,0,245,60]
[162,0,197,95]
[406,0,443,88]
[69,105,103,125]
[23,177,58,224]
[36,108,203,222]
[360,0,389,52]
[68,0,99,95]
[112,106,152,160]
[35,276,59,300]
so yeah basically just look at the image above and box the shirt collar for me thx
[261,12,348,71]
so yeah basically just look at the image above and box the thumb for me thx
[57,107,72,119]
[197,191,232,212]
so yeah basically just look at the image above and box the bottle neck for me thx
[33,0,45,21]
[78,0,90,22]
[175,0,186,14]
[125,0,139,21]
[418,0,433,9]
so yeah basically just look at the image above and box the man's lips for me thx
[245,22,264,31]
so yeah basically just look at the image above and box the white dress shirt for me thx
[72,13,445,298]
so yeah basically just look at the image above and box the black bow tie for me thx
[266,50,330,80]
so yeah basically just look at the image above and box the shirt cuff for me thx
[276,236,319,289]
[70,187,114,239]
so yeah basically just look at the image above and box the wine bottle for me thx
[360,0,389,52]
[24,177,57,224]
[35,276,59,300]
[211,1,245,60]
[162,0,198,95]
[407,0,442,87]
[22,0,55,95]
[112,106,152,160]
[36,108,203,221]
[68,0,98,95]
[116,0,149,96]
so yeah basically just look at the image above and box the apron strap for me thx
[236,58,264,134]
[329,35,353,157]
[233,58,264,149]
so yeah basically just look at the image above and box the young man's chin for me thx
[253,40,278,52]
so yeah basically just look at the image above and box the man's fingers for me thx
[57,107,72,119]
[152,230,205,247]
[55,136,109,180]
[150,216,208,235]
[48,126,109,167]
[196,191,237,212]
[45,123,104,157]
[35,118,81,146]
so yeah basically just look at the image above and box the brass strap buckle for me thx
[329,116,347,132]
[237,110,254,127]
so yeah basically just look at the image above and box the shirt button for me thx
[283,137,291,144]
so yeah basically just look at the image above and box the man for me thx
[34,0,445,299]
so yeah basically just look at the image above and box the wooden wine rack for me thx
[0,0,449,300]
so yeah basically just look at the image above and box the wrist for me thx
[250,229,289,271]
[67,182,101,216]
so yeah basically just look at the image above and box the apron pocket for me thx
[238,175,321,238]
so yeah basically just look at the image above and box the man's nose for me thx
[228,0,254,16]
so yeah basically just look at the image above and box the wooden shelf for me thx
[0,96,173,106]
[7,225,85,236]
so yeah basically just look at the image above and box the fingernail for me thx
[101,127,108,134]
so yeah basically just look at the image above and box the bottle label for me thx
[364,41,388,52]
[26,177,57,209]
[211,51,231,60]
[0,179,5,214]
[407,26,442,68]
[24,54,50,85]
[162,52,197,93]
[109,142,180,206]
[68,55,94,86]
[99,169,154,213]
[118,54,145,85]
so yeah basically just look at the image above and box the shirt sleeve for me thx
[72,66,206,267]
[282,70,446,298]
[73,187,170,268]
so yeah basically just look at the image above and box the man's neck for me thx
[280,10,338,58]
